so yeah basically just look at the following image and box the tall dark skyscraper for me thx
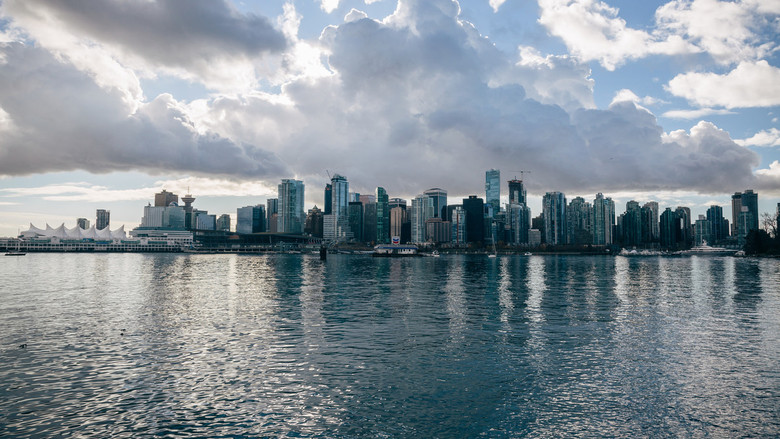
[731,190,759,240]
[376,187,389,244]
[266,198,278,233]
[463,195,484,243]
[96,209,110,230]
[542,192,566,245]
[706,205,728,242]
[324,183,332,215]
[508,179,526,206]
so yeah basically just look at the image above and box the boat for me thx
[430,250,440,257]
[681,243,738,256]
[488,240,497,258]
[524,252,532,256]
[373,244,418,257]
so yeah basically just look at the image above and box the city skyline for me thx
[1,0,779,236]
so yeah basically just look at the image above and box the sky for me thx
[0,0,779,236]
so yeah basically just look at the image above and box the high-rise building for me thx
[76,218,90,229]
[154,190,178,207]
[423,188,447,220]
[96,209,110,230]
[450,206,466,245]
[508,178,526,206]
[641,201,659,243]
[237,205,265,234]
[390,206,407,242]
[304,206,324,238]
[694,215,713,245]
[410,194,426,243]
[348,202,364,242]
[324,174,352,242]
[706,205,728,242]
[506,203,531,245]
[660,208,677,249]
[216,214,231,232]
[542,192,566,245]
[485,169,500,216]
[266,198,278,233]
[389,198,407,210]
[463,196,484,243]
[196,212,216,231]
[376,187,389,244]
[592,193,615,245]
[732,189,758,241]
[363,203,377,243]
[621,200,642,247]
[278,179,305,234]
[675,206,692,248]
[566,197,593,245]
[324,184,333,215]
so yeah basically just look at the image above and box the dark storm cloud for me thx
[4,0,286,69]
[0,43,288,178]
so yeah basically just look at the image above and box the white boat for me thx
[523,252,532,256]
[681,243,738,256]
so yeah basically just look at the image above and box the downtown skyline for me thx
[1,0,779,236]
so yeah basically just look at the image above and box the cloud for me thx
[489,0,508,13]
[610,89,666,108]
[666,60,780,108]
[537,0,696,70]
[655,0,776,65]
[0,43,288,178]
[538,0,777,70]
[734,128,780,147]
[0,0,768,199]
[0,177,277,203]
[2,0,287,92]
[186,1,759,197]
[661,108,736,119]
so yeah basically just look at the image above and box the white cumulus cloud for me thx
[667,60,780,108]
[735,128,780,147]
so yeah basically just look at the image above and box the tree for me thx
[760,212,777,238]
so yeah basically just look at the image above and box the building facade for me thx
[278,179,305,234]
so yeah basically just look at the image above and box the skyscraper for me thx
[508,178,526,206]
[423,188,447,220]
[304,206,323,238]
[675,206,692,248]
[266,198,278,233]
[450,205,466,245]
[642,201,659,243]
[324,184,332,215]
[96,209,110,230]
[410,194,426,243]
[216,214,231,232]
[390,205,408,242]
[621,200,642,247]
[706,205,728,242]
[592,193,615,245]
[542,192,566,245]
[277,179,304,234]
[660,208,677,249]
[463,195,484,243]
[376,187,389,244]
[485,169,500,216]
[348,202,364,242]
[732,189,758,241]
[566,197,593,245]
[324,174,352,242]
[236,205,265,234]
[506,202,531,245]
[76,218,89,229]
[154,190,178,207]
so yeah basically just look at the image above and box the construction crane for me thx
[326,170,331,179]
[509,170,531,181]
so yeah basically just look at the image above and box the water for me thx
[1,254,779,438]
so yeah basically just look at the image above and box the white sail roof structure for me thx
[22,223,127,240]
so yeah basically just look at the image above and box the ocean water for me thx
[1,253,778,438]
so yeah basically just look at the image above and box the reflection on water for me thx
[1,253,779,437]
